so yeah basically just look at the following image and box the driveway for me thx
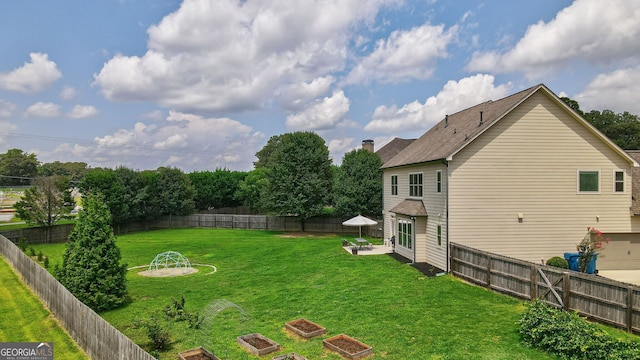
[598,270,640,286]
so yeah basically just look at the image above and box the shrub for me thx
[519,300,640,359]
[29,247,36,256]
[18,238,28,252]
[37,250,43,262]
[546,256,568,269]
[43,256,49,268]
[141,317,171,351]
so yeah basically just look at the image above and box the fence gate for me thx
[536,267,568,309]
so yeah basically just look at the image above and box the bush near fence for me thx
[450,242,640,334]
[0,234,154,360]
[1,214,384,245]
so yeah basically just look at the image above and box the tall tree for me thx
[14,176,72,242]
[262,132,332,229]
[153,167,195,216]
[39,161,89,183]
[235,168,269,212]
[55,193,128,312]
[189,169,246,210]
[0,149,39,186]
[334,149,383,217]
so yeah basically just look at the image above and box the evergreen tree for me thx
[55,193,128,312]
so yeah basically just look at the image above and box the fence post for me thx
[530,265,537,300]
[485,253,491,288]
[628,285,634,333]
[562,272,570,310]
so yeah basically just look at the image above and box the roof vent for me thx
[445,114,449,128]
[479,111,483,126]
[453,128,456,134]
[465,133,468,140]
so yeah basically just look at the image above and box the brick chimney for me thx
[362,139,374,152]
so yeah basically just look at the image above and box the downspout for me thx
[445,159,450,273]
[412,216,416,264]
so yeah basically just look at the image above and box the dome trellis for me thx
[148,251,192,275]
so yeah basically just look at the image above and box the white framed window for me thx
[578,170,599,193]
[398,219,413,250]
[391,175,398,196]
[436,170,442,193]
[614,170,625,193]
[437,224,442,246]
[409,172,423,197]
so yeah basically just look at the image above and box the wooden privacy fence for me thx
[0,234,155,360]
[450,242,640,334]
[2,214,384,244]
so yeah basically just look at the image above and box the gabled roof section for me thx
[376,137,415,164]
[382,84,639,169]
[389,199,427,216]
[382,85,538,169]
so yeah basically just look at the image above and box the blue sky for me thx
[1,0,639,171]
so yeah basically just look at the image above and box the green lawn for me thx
[29,228,559,359]
[0,256,89,360]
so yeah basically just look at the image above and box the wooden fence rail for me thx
[0,234,155,360]
[1,214,384,245]
[450,242,640,334]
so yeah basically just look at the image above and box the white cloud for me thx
[0,53,62,93]
[0,121,17,146]
[575,65,640,114]
[60,111,264,170]
[140,110,165,121]
[279,76,335,111]
[0,100,16,119]
[285,90,350,131]
[364,74,511,132]
[59,86,77,101]
[345,22,458,84]
[67,105,98,119]
[93,0,398,113]
[466,0,640,79]
[24,102,62,118]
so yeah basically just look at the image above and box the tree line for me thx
[2,131,382,233]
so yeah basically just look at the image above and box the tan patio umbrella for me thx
[342,215,378,237]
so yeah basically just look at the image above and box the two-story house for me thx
[382,84,639,272]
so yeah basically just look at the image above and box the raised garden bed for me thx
[237,333,280,356]
[323,334,372,359]
[178,346,220,360]
[285,318,326,339]
[272,353,308,360]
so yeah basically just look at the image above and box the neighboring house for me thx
[381,84,639,272]
[376,138,415,164]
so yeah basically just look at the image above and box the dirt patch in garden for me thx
[138,267,199,277]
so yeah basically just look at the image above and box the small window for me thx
[614,170,625,193]
[391,175,398,195]
[437,224,442,246]
[409,173,423,197]
[578,170,599,193]
[436,170,442,193]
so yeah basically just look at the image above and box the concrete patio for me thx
[342,244,394,255]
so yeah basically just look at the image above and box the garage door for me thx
[598,233,640,270]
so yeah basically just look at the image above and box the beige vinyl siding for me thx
[383,163,448,270]
[448,91,635,263]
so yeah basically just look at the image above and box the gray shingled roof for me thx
[381,84,542,169]
[389,199,428,216]
[376,137,415,164]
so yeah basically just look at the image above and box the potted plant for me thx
[351,245,358,255]
[342,238,348,246]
